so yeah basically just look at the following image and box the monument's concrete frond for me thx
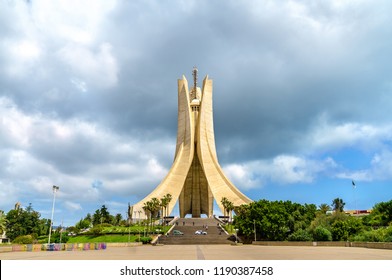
[131,69,251,219]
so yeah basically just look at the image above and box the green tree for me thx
[288,229,313,241]
[75,218,91,230]
[164,193,172,217]
[365,200,392,227]
[332,198,345,212]
[160,193,172,219]
[331,220,349,241]
[318,203,331,214]
[38,218,50,237]
[330,217,363,241]
[5,203,42,241]
[49,230,69,243]
[143,198,160,230]
[92,209,101,226]
[233,199,317,241]
[221,197,235,222]
[100,205,111,224]
[84,213,92,223]
[0,210,8,235]
[226,201,235,221]
[149,198,160,219]
[114,213,123,226]
[313,226,332,241]
[13,235,34,244]
[23,203,42,238]
[221,197,229,217]
[7,206,23,239]
[90,205,112,225]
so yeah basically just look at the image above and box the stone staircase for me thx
[158,218,235,245]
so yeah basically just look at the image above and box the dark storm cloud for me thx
[2,0,392,165]
[2,0,392,224]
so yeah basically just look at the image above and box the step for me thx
[158,217,235,245]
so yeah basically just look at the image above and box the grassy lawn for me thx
[100,225,171,234]
[3,225,172,244]
[66,225,172,243]
[67,234,145,243]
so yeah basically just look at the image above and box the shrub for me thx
[331,220,348,241]
[13,235,33,244]
[287,229,313,241]
[89,226,104,236]
[100,223,112,228]
[140,236,152,244]
[313,226,332,241]
[352,226,392,242]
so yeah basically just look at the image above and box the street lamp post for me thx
[59,220,63,249]
[48,185,60,245]
[128,219,131,245]
[254,220,256,242]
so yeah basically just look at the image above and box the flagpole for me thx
[352,180,357,214]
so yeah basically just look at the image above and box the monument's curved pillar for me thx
[131,68,251,219]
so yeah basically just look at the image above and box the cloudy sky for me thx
[1,0,392,226]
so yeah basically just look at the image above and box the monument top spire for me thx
[192,66,198,90]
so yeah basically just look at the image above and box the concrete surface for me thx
[1,244,392,260]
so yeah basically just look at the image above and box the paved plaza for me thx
[1,245,392,260]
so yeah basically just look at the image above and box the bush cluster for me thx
[139,236,152,244]
[12,235,33,244]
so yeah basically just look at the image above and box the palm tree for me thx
[332,198,345,212]
[143,198,160,231]
[318,203,331,214]
[226,201,235,221]
[150,198,160,217]
[164,193,172,217]
[159,194,172,225]
[221,197,229,217]
[159,197,165,224]
[142,203,151,232]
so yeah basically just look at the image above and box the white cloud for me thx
[224,155,337,188]
[306,114,392,153]
[64,201,82,211]
[58,42,118,88]
[0,0,118,83]
[269,155,317,184]
[224,163,260,190]
[0,97,34,148]
[1,0,392,225]
[337,149,392,182]
[147,158,168,178]
[0,181,20,209]
[370,150,392,179]
[0,97,173,212]
[336,170,371,182]
[266,155,337,184]
[30,0,117,45]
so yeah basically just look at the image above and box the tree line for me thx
[1,197,392,243]
[0,203,128,243]
[232,198,392,243]
[0,194,174,243]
